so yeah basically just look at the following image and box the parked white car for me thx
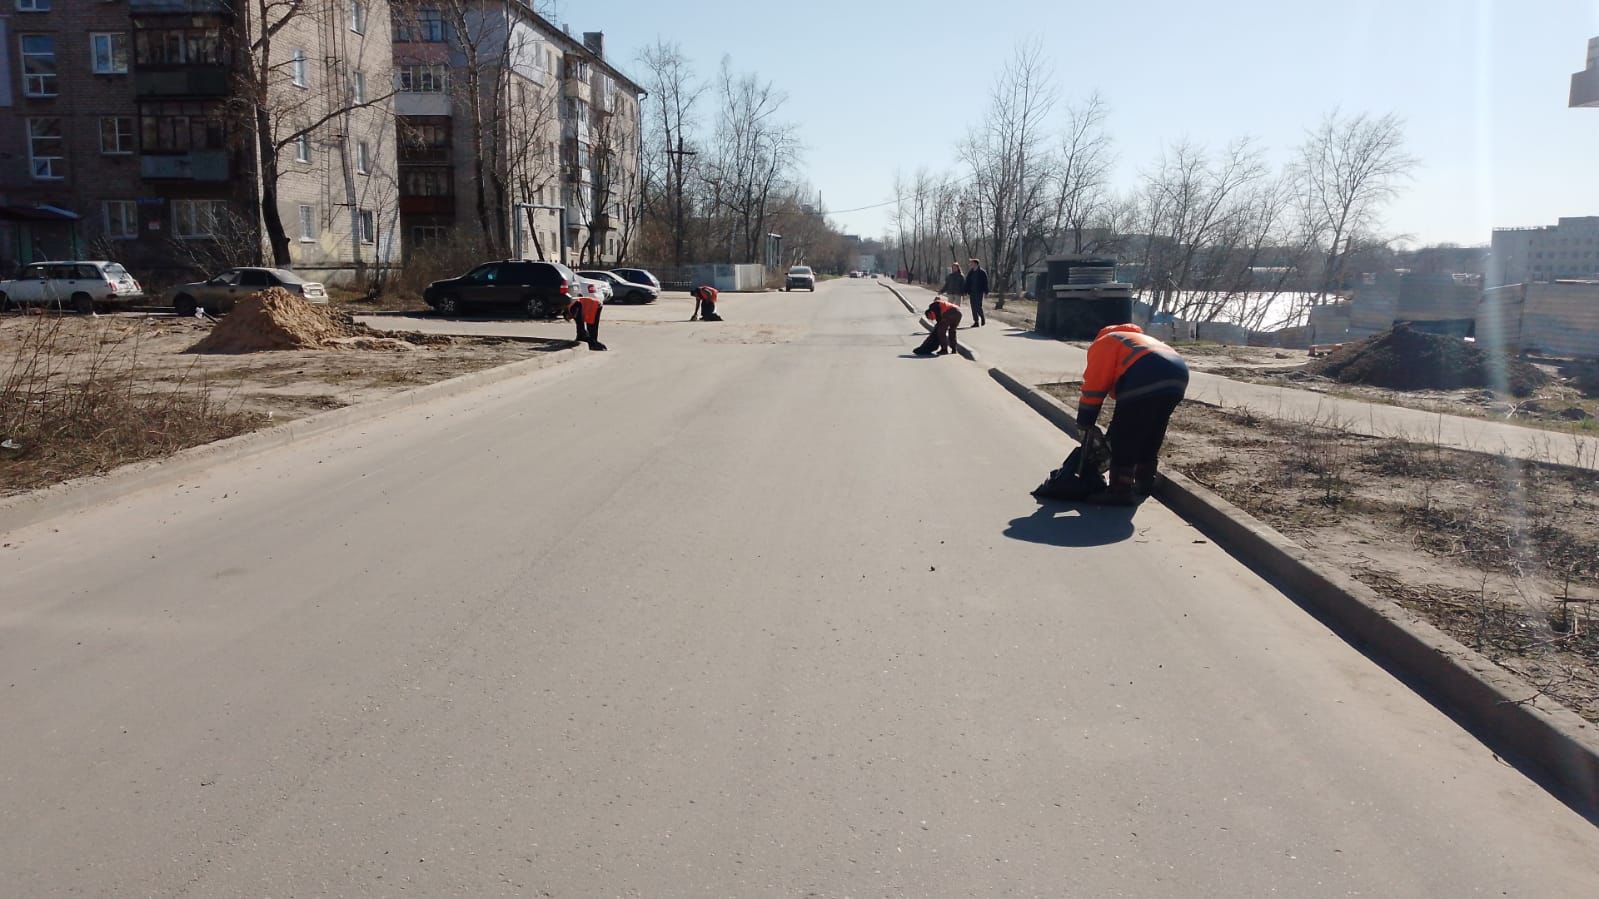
[0,260,146,313]
[574,273,612,304]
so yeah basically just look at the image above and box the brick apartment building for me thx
[0,0,400,286]
[1488,216,1599,287]
[392,2,644,268]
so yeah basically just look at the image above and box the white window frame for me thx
[352,70,366,103]
[396,64,446,93]
[99,116,135,154]
[20,34,56,97]
[351,0,367,34]
[102,201,137,240]
[90,32,128,74]
[17,0,51,11]
[172,199,227,239]
[356,140,371,174]
[411,224,447,245]
[294,133,311,163]
[358,208,375,244]
[291,48,308,87]
[298,204,317,242]
[26,117,63,180]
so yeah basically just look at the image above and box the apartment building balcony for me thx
[129,0,235,14]
[399,196,455,215]
[562,77,590,104]
[1573,65,1599,108]
[134,65,231,98]
[397,146,451,164]
[395,93,453,116]
[140,150,231,181]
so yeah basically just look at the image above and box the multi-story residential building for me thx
[1572,36,1598,109]
[392,3,643,267]
[1488,217,1599,286]
[0,0,399,286]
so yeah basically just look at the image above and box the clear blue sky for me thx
[569,0,1599,247]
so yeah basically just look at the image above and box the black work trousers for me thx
[1105,394,1183,468]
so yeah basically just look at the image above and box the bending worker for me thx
[565,286,607,350]
[692,284,723,321]
[1074,323,1188,504]
[918,295,962,356]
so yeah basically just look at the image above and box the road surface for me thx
[4,279,1598,895]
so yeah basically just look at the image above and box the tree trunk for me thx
[256,105,292,266]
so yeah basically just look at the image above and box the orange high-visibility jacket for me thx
[568,295,603,325]
[1079,324,1188,411]
[695,285,719,304]
[926,298,959,322]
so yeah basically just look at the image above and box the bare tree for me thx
[638,41,706,268]
[237,0,397,267]
[1294,110,1417,304]
[1046,93,1114,255]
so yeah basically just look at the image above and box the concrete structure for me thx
[1480,280,1599,359]
[1571,36,1599,108]
[1487,216,1599,287]
[393,5,644,268]
[0,0,401,285]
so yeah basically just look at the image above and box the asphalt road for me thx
[5,279,1598,896]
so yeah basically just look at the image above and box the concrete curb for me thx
[987,365,1599,819]
[881,281,980,362]
[0,344,591,536]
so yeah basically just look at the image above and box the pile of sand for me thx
[1309,324,1548,397]
[186,288,360,354]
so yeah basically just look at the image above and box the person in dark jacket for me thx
[940,262,966,303]
[1072,323,1188,504]
[965,258,989,326]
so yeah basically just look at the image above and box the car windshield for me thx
[271,269,306,285]
[791,267,812,275]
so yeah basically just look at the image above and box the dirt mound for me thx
[1309,324,1548,397]
[187,288,360,354]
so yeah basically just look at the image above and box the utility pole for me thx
[665,135,697,269]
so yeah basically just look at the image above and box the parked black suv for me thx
[423,260,577,318]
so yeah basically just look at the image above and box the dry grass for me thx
[1,315,260,492]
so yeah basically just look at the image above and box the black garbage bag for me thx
[1031,443,1110,501]
[912,332,940,356]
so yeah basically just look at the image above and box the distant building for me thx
[1572,36,1599,108]
[1488,217,1599,286]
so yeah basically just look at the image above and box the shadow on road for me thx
[1003,502,1138,547]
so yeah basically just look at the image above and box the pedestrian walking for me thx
[940,262,967,306]
[1068,323,1189,504]
[966,258,989,326]
[565,288,607,350]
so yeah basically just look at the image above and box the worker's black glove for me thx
[1079,424,1105,452]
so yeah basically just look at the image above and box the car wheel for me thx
[434,293,460,316]
[173,294,198,318]
[72,292,95,314]
[523,294,541,319]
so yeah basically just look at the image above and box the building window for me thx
[27,118,63,179]
[140,102,227,151]
[90,33,130,74]
[298,204,316,241]
[394,7,444,42]
[133,26,223,65]
[103,201,137,240]
[99,116,135,154]
[173,199,227,239]
[352,70,366,103]
[294,133,311,163]
[411,225,447,245]
[401,168,452,197]
[396,64,447,93]
[21,34,56,97]
[291,49,307,87]
[356,140,370,173]
[358,209,375,244]
[351,0,367,34]
[17,0,51,10]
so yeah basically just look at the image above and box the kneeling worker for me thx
[692,284,723,321]
[926,295,963,355]
[566,287,607,350]
[1074,323,1188,504]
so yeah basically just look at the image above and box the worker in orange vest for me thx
[918,295,962,356]
[565,287,607,350]
[1072,323,1188,504]
[692,284,723,321]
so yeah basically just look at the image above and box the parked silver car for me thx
[167,267,328,316]
[0,260,145,313]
